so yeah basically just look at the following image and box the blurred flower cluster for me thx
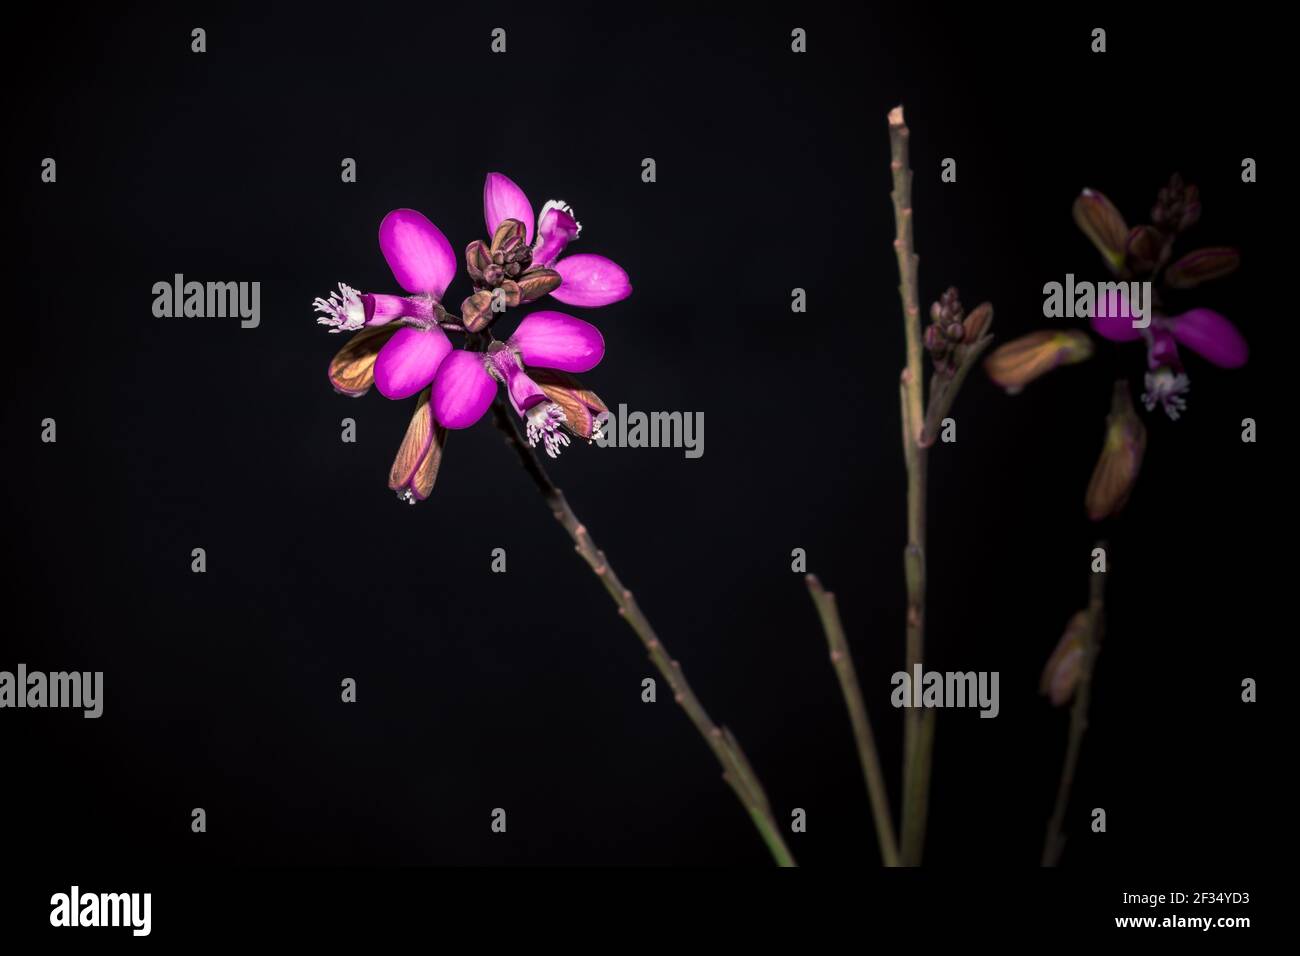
[986,175,1247,420]
[980,176,1249,707]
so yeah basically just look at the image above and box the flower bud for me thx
[1085,380,1147,521]
[465,240,492,284]
[983,330,1093,393]
[1164,247,1240,289]
[1040,611,1091,706]
[961,302,993,342]
[1124,225,1163,275]
[388,388,447,504]
[1152,174,1200,234]
[1072,188,1129,274]
[531,369,609,440]
[461,290,495,333]
[515,267,562,304]
[924,324,946,353]
[327,325,399,397]
[490,217,527,254]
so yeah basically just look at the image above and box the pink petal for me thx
[378,209,457,299]
[551,254,632,307]
[1089,287,1143,342]
[365,293,435,326]
[1170,309,1248,368]
[432,350,498,429]
[483,173,535,244]
[508,311,605,373]
[374,326,453,400]
[533,204,580,267]
[1147,328,1181,370]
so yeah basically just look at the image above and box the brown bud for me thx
[1085,380,1146,521]
[465,240,492,284]
[490,217,527,254]
[531,369,609,440]
[327,325,399,397]
[983,330,1093,393]
[388,388,446,503]
[1040,611,1091,706]
[461,290,495,333]
[1072,188,1129,274]
[1164,247,1240,289]
[924,324,947,354]
[496,279,522,308]
[935,287,964,325]
[1123,225,1163,275]
[516,267,562,304]
[962,302,993,341]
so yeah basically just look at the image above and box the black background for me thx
[2,0,1278,882]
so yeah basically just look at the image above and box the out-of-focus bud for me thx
[1164,247,1240,289]
[1040,610,1091,706]
[983,330,1094,393]
[1085,380,1147,521]
[531,369,609,440]
[1072,189,1129,274]
[924,324,946,353]
[327,325,399,397]
[926,287,968,374]
[461,290,495,333]
[1124,225,1163,275]
[388,388,447,504]
[935,287,963,325]
[1178,184,1201,232]
[1152,174,1201,234]
[962,302,993,342]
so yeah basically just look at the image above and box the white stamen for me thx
[313,282,366,333]
[535,199,583,249]
[525,402,570,459]
[1142,369,1190,421]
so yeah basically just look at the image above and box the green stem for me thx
[805,574,900,866]
[890,106,931,866]
[492,399,796,866]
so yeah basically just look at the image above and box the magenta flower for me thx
[1091,295,1247,420]
[479,172,632,308]
[314,208,458,400]
[432,311,605,457]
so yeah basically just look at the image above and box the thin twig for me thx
[1042,544,1109,866]
[805,574,899,866]
[890,105,931,865]
[492,398,797,866]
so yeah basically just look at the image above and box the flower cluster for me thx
[314,173,631,502]
[924,287,992,377]
[985,174,1247,420]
